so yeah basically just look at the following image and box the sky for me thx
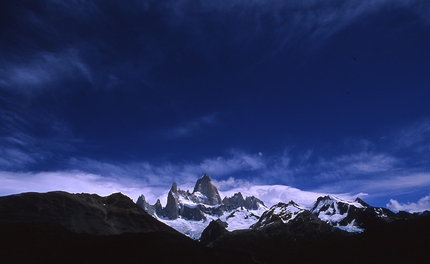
[1,0,430,212]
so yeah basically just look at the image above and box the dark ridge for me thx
[0,221,244,264]
[200,219,229,246]
[208,214,430,264]
[0,191,173,235]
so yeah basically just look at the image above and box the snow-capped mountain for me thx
[251,201,306,229]
[137,174,267,239]
[311,195,396,232]
[202,200,348,249]
[137,174,419,239]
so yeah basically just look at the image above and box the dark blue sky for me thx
[1,0,430,211]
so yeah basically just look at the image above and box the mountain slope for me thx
[0,191,251,264]
[0,191,175,235]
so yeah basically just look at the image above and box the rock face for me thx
[244,196,264,210]
[222,192,245,210]
[165,182,180,219]
[136,194,156,216]
[193,174,222,205]
[222,193,264,210]
[0,191,176,235]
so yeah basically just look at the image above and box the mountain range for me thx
[1,174,429,263]
[136,174,426,239]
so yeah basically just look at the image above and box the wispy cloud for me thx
[387,193,430,213]
[1,49,93,94]
[0,148,40,169]
[0,104,80,170]
[314,172,430,200]
[2,148,430,207]
[318,152,399,178]
[394,118,430,152]
[161,113,218,139]
[158,0,428,55]
[2,0,427,99]
[68,150,266,186]
[2,116,430,206]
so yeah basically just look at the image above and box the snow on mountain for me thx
[219,206,267,231]
[310,195,398,232]
[310,195,366,232]
[137,174,267,239]
[137,175,406,239]
[251,201,306,229]
[160,206,267,240]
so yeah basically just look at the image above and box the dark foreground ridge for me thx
[1,190,430,263]
[0,191,175,235]
[0,191,247,264]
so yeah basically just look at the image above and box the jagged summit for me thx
[222,192,265,210]
[138,174,266,221]
[193,174,222,205]
[251,201,306,229]
[354,197,370,207]
[136,174,267,238]
[171,182,178,193]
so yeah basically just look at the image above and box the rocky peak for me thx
[222,193,266,211]
[251,201,305,229]
[170,182,178,193]
[136,194,146,207]
[165,182,180,219]
[222,192,245,209]
[193,174,222,205]
[354,197,369,207]
[245,196,265,210]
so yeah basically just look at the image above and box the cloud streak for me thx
[1,49,92,94]
[68,150,266,187]
[394,118,430,152]
[2,0,428,98]
[162,114,218,139]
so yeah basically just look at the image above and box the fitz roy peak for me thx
[138,174,265,221]
[193,174,222,205]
